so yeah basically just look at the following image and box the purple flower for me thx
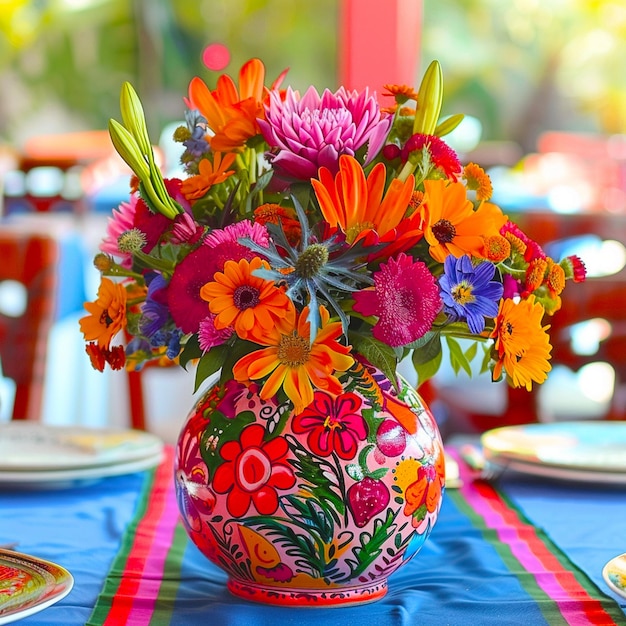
[439,255,503,334]
[258,86,391,180]
[353,253,442,347]
[140,273,170,338]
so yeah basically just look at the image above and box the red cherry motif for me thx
[347,476,390,527]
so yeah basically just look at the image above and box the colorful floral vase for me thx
[174,362,446,607]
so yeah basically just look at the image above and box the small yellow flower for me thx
[463,162,493,201]
[483,235,511,263]
[79,277,127,349]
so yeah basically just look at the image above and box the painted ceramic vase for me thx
[174,361,446,607]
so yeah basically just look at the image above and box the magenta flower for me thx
[401,133,462,179]
[167,220,268,334]
[198,314,234,352]
[353,253,442,347]
[291,391,367,460]
[258,86,391,180]
[171,212,204,244]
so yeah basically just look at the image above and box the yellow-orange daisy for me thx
[79,277,127,349]
[490,295,552,391]
[311,154,418,246]
[233,305,354,414]
[420,179,508,263]
[463,162,493,201]
[180,152,237,201]
[200,256,292,340]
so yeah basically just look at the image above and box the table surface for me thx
[1,445,625,626]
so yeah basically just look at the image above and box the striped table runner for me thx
[86,447,625,626]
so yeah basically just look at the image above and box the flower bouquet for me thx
[80,58,585,403]
[79,57,586,606]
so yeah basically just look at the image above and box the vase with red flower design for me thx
[174,360,445,607]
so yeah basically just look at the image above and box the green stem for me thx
[396,159,416,183]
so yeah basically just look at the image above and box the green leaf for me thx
[408,331,441,365]
[344,508,397,579]
[179,335,202,370]
[480,343,493,375]
[464,340,478,364]
[446,336,472,377]
[349,334,398,389]
[194,345,228,392]
[412,348,442,386]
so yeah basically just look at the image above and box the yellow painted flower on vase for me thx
[233,305,354,414]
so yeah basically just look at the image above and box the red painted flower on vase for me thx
[176,417,217,532]
[292,390,367,460]
[212,423,296,517]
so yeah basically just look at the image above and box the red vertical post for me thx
[338,0,423,99]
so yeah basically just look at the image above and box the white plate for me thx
[0,450,164,489]
[481,421,626,483]
[602,553,626,600]
[0,423,163,471]
[0,549,74,624]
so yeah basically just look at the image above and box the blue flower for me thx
[439,255,503,334]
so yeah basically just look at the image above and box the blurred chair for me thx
[0,231,58,420]
[434,209,626,437]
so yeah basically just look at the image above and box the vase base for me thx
[227,578,388,607]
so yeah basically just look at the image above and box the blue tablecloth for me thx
[1,446,624,625]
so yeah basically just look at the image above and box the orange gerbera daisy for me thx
[490,295,552,391]
[79,277,127,349]
[233,305,354,414]
[186,58,284,152]
[311,154,419,247]
[180,152,236,201]
[420,179,508,263]
[200,256,292,340]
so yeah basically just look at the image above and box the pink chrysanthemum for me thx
[203,220,270,279]
[100,194,138,267]
[258,86,392,180]
[167,220,269,334]
[198,314,234,352]
[353,253,442,347]
[401,133,462,179]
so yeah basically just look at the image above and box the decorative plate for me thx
[481,421,626,483]
[0,549,73,624]
[603,553,626,600]
[0,423,163,471]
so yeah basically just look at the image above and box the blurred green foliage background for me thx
[0,0,624,155]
